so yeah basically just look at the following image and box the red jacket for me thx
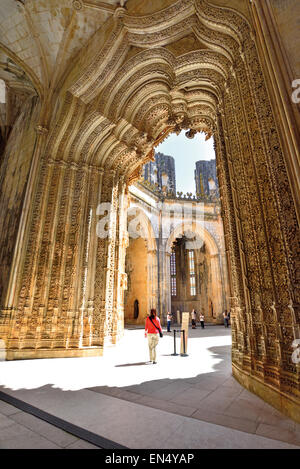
[145,316,162,334]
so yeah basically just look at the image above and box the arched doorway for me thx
[124,237,149,325]
[166,221,228,324]
[124,204,158,324]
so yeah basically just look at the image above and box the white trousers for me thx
[147,333,159,361]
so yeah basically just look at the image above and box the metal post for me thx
[171,329,179,356]
[180,329,188,357]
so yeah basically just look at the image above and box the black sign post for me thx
[171,329,179,356]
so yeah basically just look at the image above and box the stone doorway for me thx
[0,0,298,422]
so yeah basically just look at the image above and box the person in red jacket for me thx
[145,309,162,364]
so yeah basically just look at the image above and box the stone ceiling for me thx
[0,0,253,160]
[0,0,250,97]
[0,0,122,95]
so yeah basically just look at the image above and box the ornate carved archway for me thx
[125,204,158,323]
[0,0,299,421]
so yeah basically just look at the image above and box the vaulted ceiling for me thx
[0,0,252,165]
[0,0,250,97]
[0,0,124,96]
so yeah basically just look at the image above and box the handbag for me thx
[149,316,163,338]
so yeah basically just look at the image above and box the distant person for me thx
[191,309,197,329]
[167,312,172,332]
[223,310,229,328]
[145,309,163,364]
[199,313,205,329]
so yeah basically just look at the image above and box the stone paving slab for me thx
[158,418,297,450]
[0,420,62,449]
[0,400,98,449]
[9,411,79,448]
[0,386,298,449]
[0,400,21,416]
[0,326,299,449]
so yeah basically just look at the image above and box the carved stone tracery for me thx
[0,0,299,421]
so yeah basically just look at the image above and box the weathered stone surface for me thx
[0,0,299,422]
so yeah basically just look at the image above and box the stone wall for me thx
[171,240,224,323]
[270,0,300,76]
[0,0,298,422]
[0,96,40,305]
[194,159,219,196]
[124,237,149,325]
[124,183,229,326]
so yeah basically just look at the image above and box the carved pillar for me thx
[88,167,104,348]
[113,177,129,343]
[215,114,250,368]
[2,142,109,358]
[147,249,158,312]
[99,170,120,346]
[216,29,300,419]
[227,55,272,372]
[0,124,47,346]
[209,253,223,318]
[163,251,172,318]
[249,0,300,225]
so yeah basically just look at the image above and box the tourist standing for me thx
[145,309,163,364]
[199,313,205,329]
[191,309,197,329]
[167,311,172,332]
[223,310,229,328]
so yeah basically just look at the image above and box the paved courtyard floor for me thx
[0,325,299,449]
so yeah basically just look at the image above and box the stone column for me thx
[163,251,172,318]
[147,248,158,312]
[209,253,223,320]
[113,177,129,343]
[87,167,104,348]
[98,170,120,347]
[0,124,48,348]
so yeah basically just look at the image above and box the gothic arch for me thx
[166,220,220,257]
[127,203,157,253]
[125,204,158,323]
[165,220,225,318]
[0,0,299,422]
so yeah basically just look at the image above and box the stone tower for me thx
[195,159,219,197]
[143,152,176,195]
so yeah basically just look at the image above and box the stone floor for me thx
[0,325,299,449]
[0,399,97,449]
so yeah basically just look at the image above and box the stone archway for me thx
[0,0,299,421]
[124,205,158,324]
[165,220,227,322]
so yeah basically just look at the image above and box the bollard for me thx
[171,329,179,356]
[180,329,188,357]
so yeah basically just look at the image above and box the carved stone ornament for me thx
[0,0,299,423]
[72,0,83,11]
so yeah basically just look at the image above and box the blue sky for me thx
[156,130,215,195]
